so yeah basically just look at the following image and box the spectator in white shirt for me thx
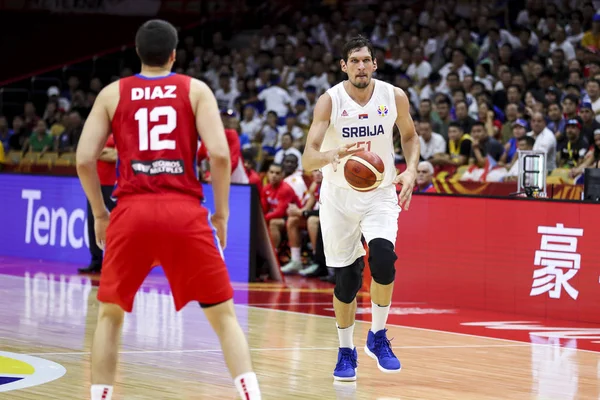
[550,27,576,61]
[256,111,280,155]
[282,153,307,201]
[528,112,557,172]
[419,72,446,102]
[214,73,240,111]
[287,72,309,105]
[304,86,318,117]
[294,99,311,128]
[240,105,263,142]
[274,133,303,170]
[438,48,473,83]
[258,74,293,124]
[277,114,304,147]
[406,47,432,88]
[418,120,447,161]
[305,60,330,95]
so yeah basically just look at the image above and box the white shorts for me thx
[319,181,401,268]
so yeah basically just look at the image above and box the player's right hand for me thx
[330,143,362,172]
[94,211,110,250]
[211,214,228,250]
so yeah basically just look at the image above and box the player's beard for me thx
[350,74,370,89]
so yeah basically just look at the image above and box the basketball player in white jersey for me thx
[302,36,420,381]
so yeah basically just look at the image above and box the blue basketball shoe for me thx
[333,347,358,381]
[364,329,401,373]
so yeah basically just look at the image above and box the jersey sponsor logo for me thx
[341,110,348,117]
[358,113,368,120]
[131,85,177,101]
[341,125,384,138]
[131,159,184,175]
[377,105,388,116]
[0,351,66,392]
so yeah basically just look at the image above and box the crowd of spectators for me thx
[2,0,600,277]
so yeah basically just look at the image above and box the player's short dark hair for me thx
[342,35,375,62]
[269,163,283,170]
[135,19,178,67]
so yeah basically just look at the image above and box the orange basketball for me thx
[344,151,385,192]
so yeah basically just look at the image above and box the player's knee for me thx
[98,302,125,325]
[307,215,319,227]
[368,238,397,285]
[269,219,283,230]
[287,216,299,228]
[334,258,364,303]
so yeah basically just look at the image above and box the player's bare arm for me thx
[190,78,231,248]
[393,87,420,210]
[76,81,119,248]
[302,93,361,172]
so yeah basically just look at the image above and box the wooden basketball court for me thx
[0,259,599,399]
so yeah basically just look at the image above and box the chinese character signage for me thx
[531,224,584,300]
[387,195,600,324]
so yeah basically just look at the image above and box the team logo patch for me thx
[0,351,66,392]
[377,105,388,116]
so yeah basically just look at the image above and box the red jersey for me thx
[313,183,321,209]
[196,128,241,173]
[261,181,301,221]
[111,73,203,200]
[97,134,116,186]
[246,167,263,193]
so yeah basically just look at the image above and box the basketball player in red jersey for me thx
[75,20,261,400]
[261,163,301,249]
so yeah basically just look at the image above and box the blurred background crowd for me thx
[1,0,600,279]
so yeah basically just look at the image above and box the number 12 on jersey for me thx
[135,106,177,151]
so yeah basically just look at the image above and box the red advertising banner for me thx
[389,195,600,324]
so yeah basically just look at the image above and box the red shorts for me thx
[98,194,233,312]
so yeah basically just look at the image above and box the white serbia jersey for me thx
[320,79,398,189]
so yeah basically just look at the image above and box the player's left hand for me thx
[287,204,301,217]
[94,211,110,250]
[394,168,417,210]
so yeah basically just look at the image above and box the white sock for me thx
[337,323,355,349]
[371,301,390,333]
[91,385,113,400]
[290,247,301,262]
[234,372,261,400]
